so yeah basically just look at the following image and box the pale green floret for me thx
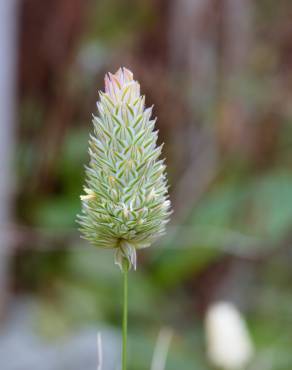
[77,67,171,270]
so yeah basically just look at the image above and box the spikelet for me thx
[77,67,171,271]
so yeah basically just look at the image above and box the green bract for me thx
[78,68,171,270]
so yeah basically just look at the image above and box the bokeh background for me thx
[1,0,292,369]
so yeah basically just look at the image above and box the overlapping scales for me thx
[78,68,171,269]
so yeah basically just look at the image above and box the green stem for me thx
[122,267,128,370]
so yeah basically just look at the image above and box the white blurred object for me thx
[150,328,173,370]
[97,332,103,370]
[205,301,254,370]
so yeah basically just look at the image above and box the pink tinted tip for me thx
[104,67,134,94]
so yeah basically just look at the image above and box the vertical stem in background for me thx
[122,268,128,370]
[150,328,173,370]
[0,0,18,318]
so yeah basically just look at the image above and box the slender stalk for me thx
[122,267,128,370]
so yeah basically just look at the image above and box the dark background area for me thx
[1,0,292,369]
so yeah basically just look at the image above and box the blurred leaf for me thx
[247,171,292,240]
[33,196,79,228]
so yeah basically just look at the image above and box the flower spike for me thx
[78,67,171,271]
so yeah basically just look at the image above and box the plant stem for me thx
[122,267,128,370]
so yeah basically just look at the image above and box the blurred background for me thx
[1,0,292,369]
